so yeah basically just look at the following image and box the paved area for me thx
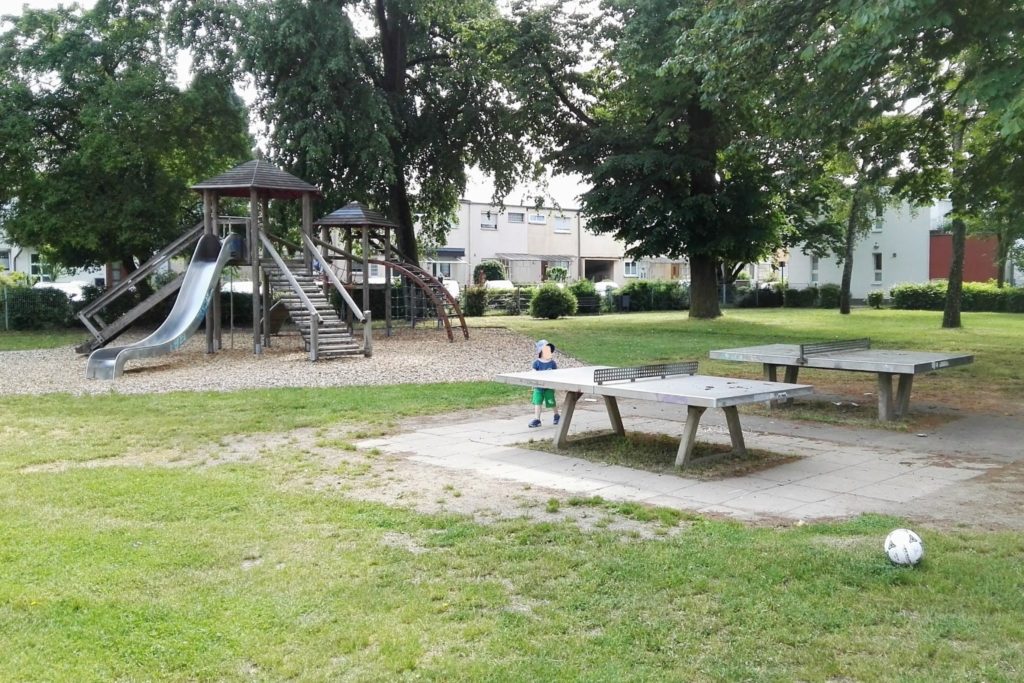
[357,399,1017,523]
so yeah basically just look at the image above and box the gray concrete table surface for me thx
[496,365,813,466]
[709,344,974,420]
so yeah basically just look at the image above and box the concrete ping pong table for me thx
[709,338,974,421]
[495,362,812,467]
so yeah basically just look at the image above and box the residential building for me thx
[421,199,689,286]
[784,200,1013,299]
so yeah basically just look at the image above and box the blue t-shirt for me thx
[532,358,557,372]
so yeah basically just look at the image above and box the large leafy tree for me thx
[500,0,834,318]
[695,0,1024,325]
[174,0,538,265]
[0,1,251,274]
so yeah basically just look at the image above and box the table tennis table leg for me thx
[894,374,914,418]
[554,390,581,448]
[763,364,797,406]
[603,395,625,436]
[675,405,707,467]
[723,406,748,457]
[876,373,895,421]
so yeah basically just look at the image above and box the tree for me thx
[173,0,538,266]
[500,0,827,318]
[0,2,251,275]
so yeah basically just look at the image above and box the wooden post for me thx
[384,225,393,337]
[204,191,216,353]
[361,225,370,318]
[250,189,261,355]
[302,192,313,275]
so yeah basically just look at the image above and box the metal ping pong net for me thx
[593,361,699,385]
[797,338,870,365]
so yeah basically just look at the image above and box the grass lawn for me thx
[2,386,1024,681]
[3,311,1024,679]
[0,329,86,351]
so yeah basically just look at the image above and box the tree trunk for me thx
[942,122,967,329]
[942,216,966,328]
[995,231,1008,288]
[688,254,721,319]
[376,0,419,266]
[839,190,861,315]
[388,172,419,267]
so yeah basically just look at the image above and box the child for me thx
[529,339,560,428]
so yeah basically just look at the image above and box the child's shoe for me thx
[553,413,561,425]
[528,419,542,428]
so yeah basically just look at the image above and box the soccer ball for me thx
[884,528,924,566]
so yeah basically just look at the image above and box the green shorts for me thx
[531,388,556,408]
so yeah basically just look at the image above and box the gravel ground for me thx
[0,326,580,396]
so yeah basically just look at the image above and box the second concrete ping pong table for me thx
[496,362,812,467]
[709,338,974,421]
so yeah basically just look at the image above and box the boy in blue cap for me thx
[529,339,560,428]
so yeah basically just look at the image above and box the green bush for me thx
[817,283,841,309]
[867,290,884,309]
[546,266,568,282]
[472,260,505,283]
[784,287,818,308]
[736,285,783,308]
[891,280,1024,312]
[462,285,488,317]
[2,287,72,329]
[529,283,577,319]
[890,282,946,310]
[568,279,597,298]
[618,280,688,311]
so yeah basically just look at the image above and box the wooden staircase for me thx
[261,258,364,358]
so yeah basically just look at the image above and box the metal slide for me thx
[86,233,245,380]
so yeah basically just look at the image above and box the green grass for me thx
[3,313,1024,679]
[2,386,1023,680]
[0,329,86,351]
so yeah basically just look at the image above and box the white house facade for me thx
[784,202,936,299]
[421,199,690,286]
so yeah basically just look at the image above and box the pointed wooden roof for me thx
[192,160,321,199]
[315,201,399,228]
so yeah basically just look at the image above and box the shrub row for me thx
[890,281,1024,312]
[1,286,73,329]
[460,279,690,318]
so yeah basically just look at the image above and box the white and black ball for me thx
[884,528,924,566]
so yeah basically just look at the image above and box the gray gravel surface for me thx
[0,326,581,396]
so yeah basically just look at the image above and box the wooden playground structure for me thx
[78,160,468,367]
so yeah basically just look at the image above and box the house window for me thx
[527,213,547,225]
[30,253,42,277]
[624,261,638,278]
[810,255,819,283]
[872,206,884,233]
[480,212,497,230]
[872,252,883,283]
[553,216,572,233]
[0,249,10,271]
[434,262,452,278]
[507,212,524,224]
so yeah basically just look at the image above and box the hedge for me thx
[1,286,73,330]
[618,280,688,311]
[890,281,1024,312]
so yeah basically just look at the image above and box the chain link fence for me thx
[1,285,76,331]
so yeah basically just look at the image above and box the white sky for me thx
[2,0,588,207]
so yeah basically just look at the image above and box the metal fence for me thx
[1,285,76,331]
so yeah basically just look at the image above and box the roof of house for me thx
[192,160,321,199]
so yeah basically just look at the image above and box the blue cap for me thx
[535,339,555,355]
